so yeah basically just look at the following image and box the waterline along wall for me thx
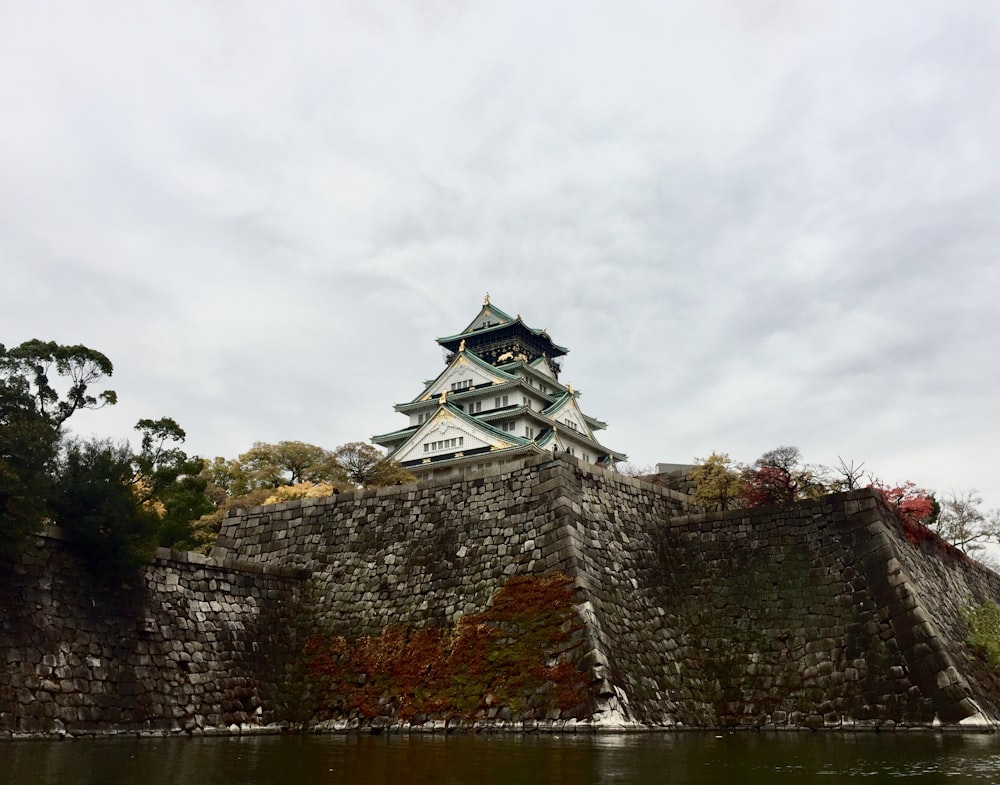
[4,452,1000,734]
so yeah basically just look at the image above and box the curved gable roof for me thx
[410,348,518,403]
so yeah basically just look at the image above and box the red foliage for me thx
[870,481,935,526]
[868,480,956,554]
[302,573,589,722]
[741,465,796,508]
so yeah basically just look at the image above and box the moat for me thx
[5,732,1000,785]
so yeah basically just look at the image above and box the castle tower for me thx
[373,296,626,479]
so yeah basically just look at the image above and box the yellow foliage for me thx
[262,481,338,505]
[131,476,166,518]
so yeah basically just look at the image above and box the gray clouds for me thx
[2,1,999,508]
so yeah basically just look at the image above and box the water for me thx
[3,732,1000,785]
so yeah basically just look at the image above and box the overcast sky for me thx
[2,1,998,510]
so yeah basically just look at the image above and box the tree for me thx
[200,456,248,500]
[188,440,416,554]
[741,446,800,507]
[832,457,866,492]
[690,452,744,511]
[48,439,162,574]
[333,442,416,488]
[156,473,215,551]
[0,340,116,428]
[130,418,213,551]
[231,441,350,494]
[190,441,359,553]
[869,480,937,527]
[0,381,59,555]
[46,417,212,567]
[0,340,117,554]
[740,446,831,508]
[931,490,1000,554]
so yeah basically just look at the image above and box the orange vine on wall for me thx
[302,572,590,722]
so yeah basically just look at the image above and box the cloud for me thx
[2,0,999,513]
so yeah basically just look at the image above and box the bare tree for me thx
[833,457,866,491]
[932,489,1000,554]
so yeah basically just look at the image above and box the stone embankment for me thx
[3,452,1000,736]
[215,453,1000,730]
[0,527,305,737]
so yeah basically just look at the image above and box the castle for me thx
[6,304,1000,735]
[373,295,626,479]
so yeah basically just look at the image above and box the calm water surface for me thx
[3,732,1000,785]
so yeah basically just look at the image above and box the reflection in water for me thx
[2,731,1000,785]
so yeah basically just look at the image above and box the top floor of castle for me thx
[372,296,626,479]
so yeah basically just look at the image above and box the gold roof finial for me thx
[459,338,466,352]
[484,292,490,305]
[567,383,574,395]
[439,389,447,405]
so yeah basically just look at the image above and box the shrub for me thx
[963,601,1000,670]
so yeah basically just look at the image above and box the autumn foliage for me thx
[869,480,947,549]
[302,573,589,722]
[741,465,798,507]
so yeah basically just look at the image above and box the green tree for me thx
[48,439,162,574]
[333,442,416,488]
[0,340,116,428]
[156,473,215,551]
[200,456,248,500]
[130,418,213,551]
[47,417,211,569]
[690,452,744,511]
[0,382,59,555]
[0,340,117,553]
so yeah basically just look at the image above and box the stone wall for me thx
[564,470,1000,727]
[216,453,1000,729]
[5,452,1000,734]
[212,452,695,637]
[0,527,307,736]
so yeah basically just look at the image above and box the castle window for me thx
[426,437,464,453]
